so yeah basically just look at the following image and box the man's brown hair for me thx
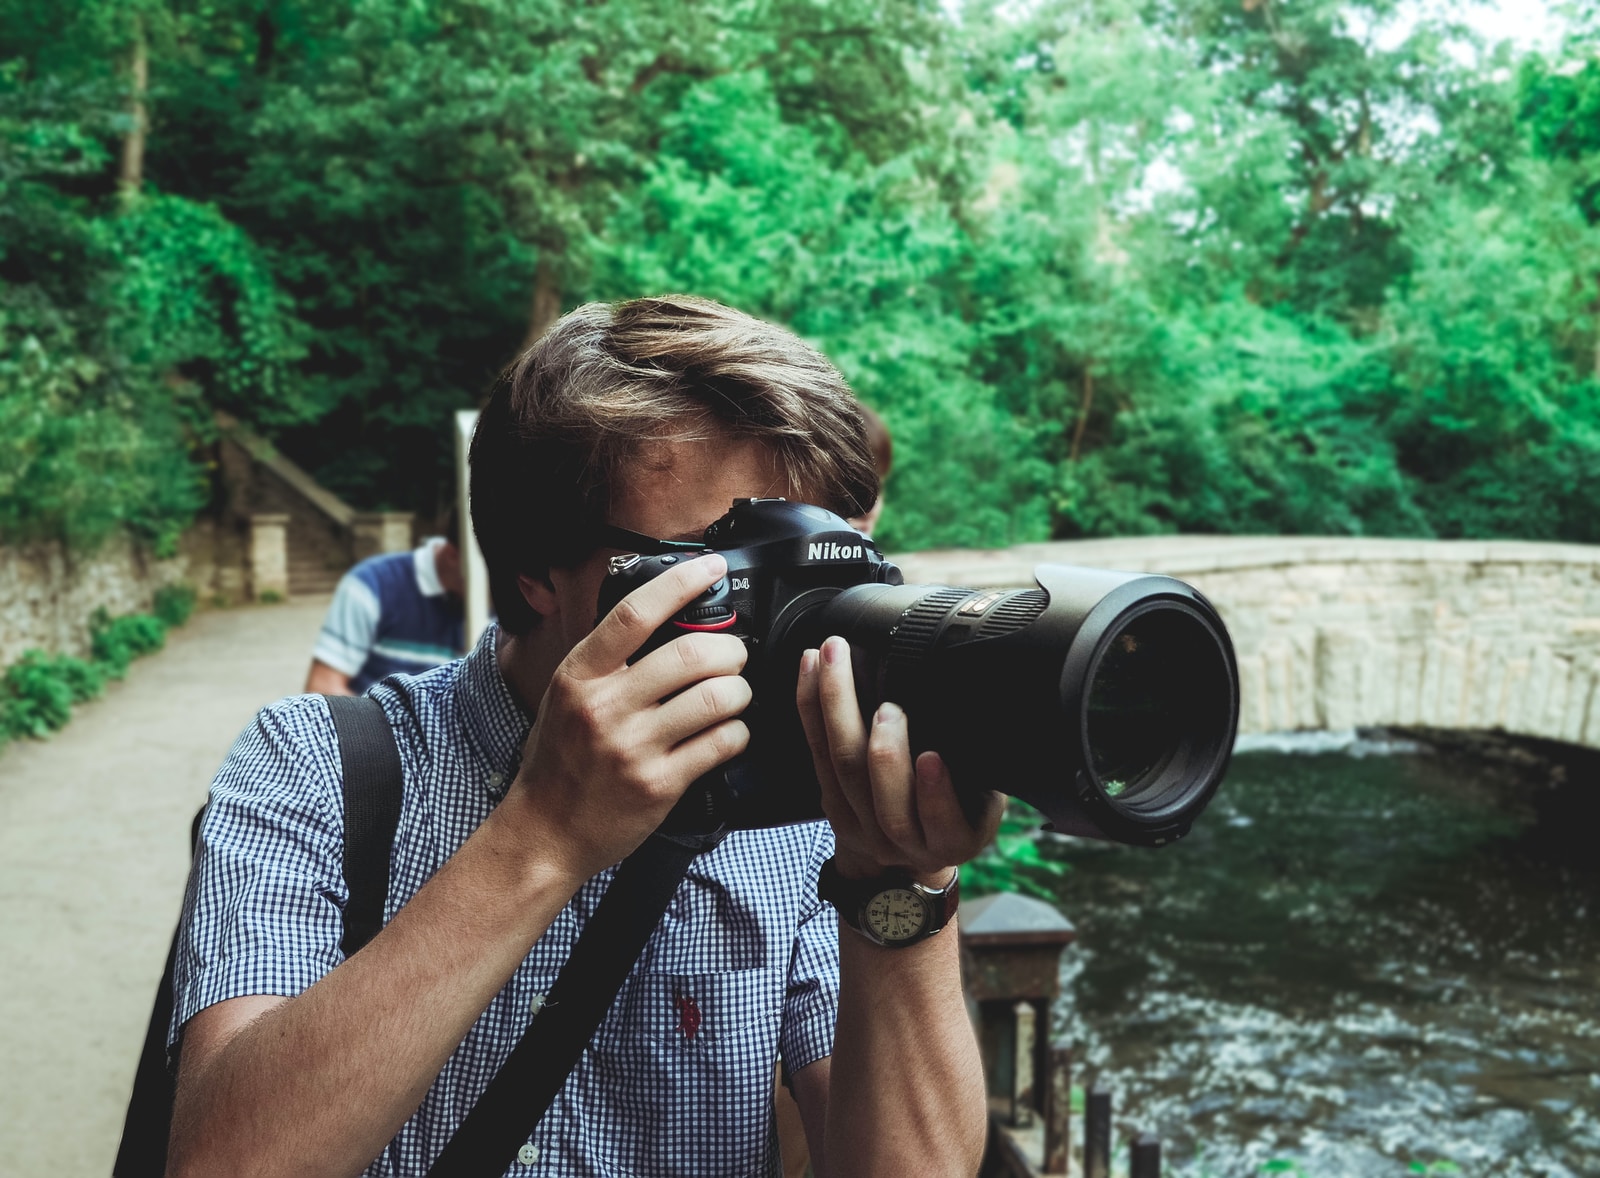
[470,296,880,634]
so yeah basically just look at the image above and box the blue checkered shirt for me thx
[171,626,840,1177]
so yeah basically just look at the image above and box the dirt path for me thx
[0,596,330,1176]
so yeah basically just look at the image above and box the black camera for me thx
[595,498,1239,845]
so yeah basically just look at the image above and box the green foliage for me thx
[0,592,196,748]
[0,650,106,740]
[1520,53,1600,222]
[0,42,269,554]
[964,801,1068,900]
[89,605,166,677]
[5,0,1600,557]
[152,581,196,627]
[100,194,306,423]
[0,65,198,552]
[597,70,1055,550]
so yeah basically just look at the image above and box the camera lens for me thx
[1082,605,1231,824]
[1086,617,1181,801]
[799,565,1239,845]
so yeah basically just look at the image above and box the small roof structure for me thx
[961,892,1076,948]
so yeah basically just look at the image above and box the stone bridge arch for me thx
[894,536,1600,748]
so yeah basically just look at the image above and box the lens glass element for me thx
[1085,610,1204,808]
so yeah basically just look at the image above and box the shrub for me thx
[153,583,198,628]
[89,608,167,679]
[0,651,106,740]
[1,597,196,749]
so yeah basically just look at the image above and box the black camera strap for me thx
[424,826,725,1178]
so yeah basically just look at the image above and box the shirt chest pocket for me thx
[587,969,786,1176]
[605,968,781,1051]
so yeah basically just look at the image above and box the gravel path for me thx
[0,596,329,1175]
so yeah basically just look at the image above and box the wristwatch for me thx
[817,859,960,948]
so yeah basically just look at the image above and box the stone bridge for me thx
[893,536,1600,748]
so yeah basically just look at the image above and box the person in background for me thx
[303,509,466,696]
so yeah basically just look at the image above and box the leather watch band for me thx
[817,859,960,948]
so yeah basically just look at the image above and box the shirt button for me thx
[487,771,505,789]
[517,1142,539,1165]
[530,992,547,1016]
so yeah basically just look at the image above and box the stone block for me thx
[1533,653,1572,740]
[1562,668,1594,745]
[1582,663,1600,746]
[1522,652,1556,733]
[1500,657,1532,732]
[1454,637,1486,728]
[1432,641,1469,728]
[1315,629,1370,730]
[351,512,415,561]
[1367,640,1401,728]
[1416,640,1444,728]
[1290,631,1319,729]
[1266,642,1307,731]
[1236,654,1268,734]
[249,513,291,601]
[1285,564,1348,592]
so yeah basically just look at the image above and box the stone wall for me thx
[0,534,186,667]
[894,536,1600,748]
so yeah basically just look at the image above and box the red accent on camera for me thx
[672,614,738,632]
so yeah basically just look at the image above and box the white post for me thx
[456,410,491,652]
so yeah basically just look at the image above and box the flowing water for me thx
[1047,731,1600,1177]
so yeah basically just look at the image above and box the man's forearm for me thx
[821,916,988,1177]
[305,659,355,696]
[167,802,583,1178]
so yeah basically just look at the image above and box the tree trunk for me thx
[1070,369,1095,462]
[524,256,562,349]
[117,20,148,205]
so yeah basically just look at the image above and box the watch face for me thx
[863,887,929,943]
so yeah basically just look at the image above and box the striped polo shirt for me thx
[313,540,465,693]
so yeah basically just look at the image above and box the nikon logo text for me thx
[808,541,865,561]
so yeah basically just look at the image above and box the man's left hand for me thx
[796,636,1004,882]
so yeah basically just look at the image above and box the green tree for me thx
[597,68,1054,551]
[0,0,300,550]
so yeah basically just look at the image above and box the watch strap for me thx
[817,858,960,947]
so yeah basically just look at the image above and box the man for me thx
[166,296,1002,1176]
[304,516,466,696]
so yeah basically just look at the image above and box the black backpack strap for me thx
[324,694,404,958]
[111,810,206,1175]
[114,694,403,1176]
[425,828,726,1178]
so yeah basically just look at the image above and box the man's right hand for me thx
[507,553,750,880]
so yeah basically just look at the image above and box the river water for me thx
[1046,731,1600,1177]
